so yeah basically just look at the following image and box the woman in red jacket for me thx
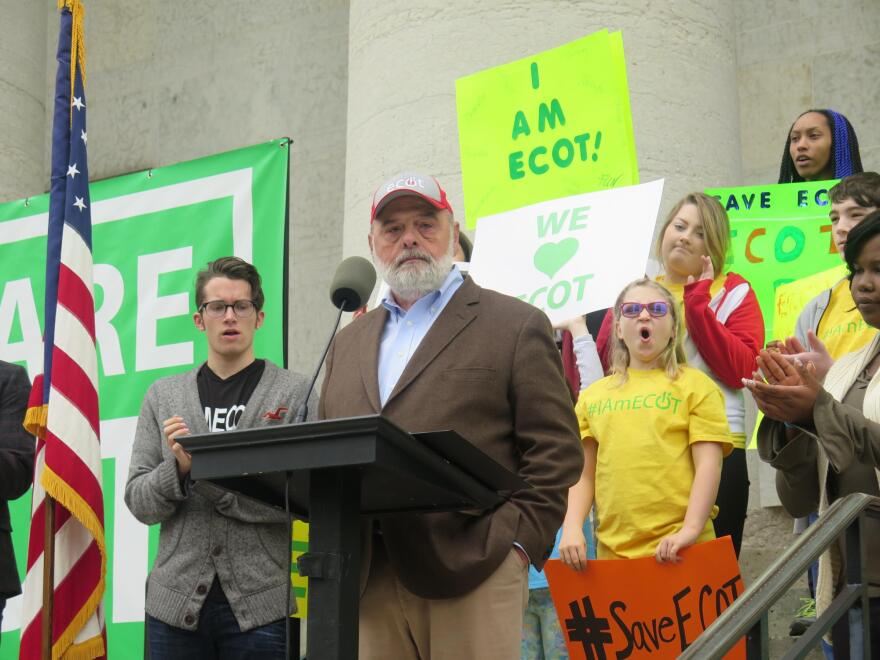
[596,192,764,556]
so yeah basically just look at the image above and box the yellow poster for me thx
[456,30,639,228]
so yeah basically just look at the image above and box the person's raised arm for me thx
[554,316,603,390]
[684,262,763,389]
[746,354,822,517]
[124,388,189,525]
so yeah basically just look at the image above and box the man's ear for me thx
[367,231,374,254]
[193,312,205,331]
[255,310,265,330]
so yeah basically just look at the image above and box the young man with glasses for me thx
[125,256,313,659]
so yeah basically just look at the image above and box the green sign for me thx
[705,180,841,342]
[0,140,289,659]
[456,29,639,229]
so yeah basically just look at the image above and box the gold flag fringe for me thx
[42,464,106,659]
[24,404,48,440]
[58,0,87,125]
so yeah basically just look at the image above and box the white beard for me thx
[374,237,454,302]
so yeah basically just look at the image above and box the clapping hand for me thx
[779,330,834,382]
[742,351,821,425]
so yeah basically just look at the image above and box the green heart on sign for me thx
[533,238,579,278]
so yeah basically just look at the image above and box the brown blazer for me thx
[319,277,583,598]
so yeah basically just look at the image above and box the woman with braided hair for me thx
[778,109,863,184]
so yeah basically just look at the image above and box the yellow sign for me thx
[291,520,309,617]
[456,30,639,228]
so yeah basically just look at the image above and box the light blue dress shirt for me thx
[377,266,464,406]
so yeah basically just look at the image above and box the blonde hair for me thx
[609,278,687,385]
[655,192,730,276]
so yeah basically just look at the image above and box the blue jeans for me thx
[146,598,287,659]
[806,511,820,599]
[823,597,880,660]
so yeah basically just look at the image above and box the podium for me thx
[179,414,527,660]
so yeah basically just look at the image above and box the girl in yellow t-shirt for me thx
[560,278,732,566]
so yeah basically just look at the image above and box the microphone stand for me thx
[293,303,345,423]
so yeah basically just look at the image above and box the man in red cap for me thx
[320,171,583,658]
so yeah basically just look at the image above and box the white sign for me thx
[468,180,664,324]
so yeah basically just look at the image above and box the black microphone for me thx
[330,256,377,311]
[293,256,377,422]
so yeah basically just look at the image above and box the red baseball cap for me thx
[370,171,454,222]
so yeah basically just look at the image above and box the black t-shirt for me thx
[197,359,266,433]
[197,359,267,602]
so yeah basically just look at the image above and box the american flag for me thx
[20,1,106,658]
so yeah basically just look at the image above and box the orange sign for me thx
[544,537,745,659]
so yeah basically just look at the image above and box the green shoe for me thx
[794,597,816,619]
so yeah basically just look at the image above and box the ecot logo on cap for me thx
[386,176,426,193]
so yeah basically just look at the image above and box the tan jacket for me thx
[319,277,583,598]
[758,334,880,623]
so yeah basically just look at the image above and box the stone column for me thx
[0,1,47,201]
[342,0,742,259]
[736,0,880,183]
[79,0,351,373]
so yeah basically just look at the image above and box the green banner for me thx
[456,29,639,229]
[705,180,841,342]
[0,140,290,659]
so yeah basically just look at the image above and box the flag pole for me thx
[21,2,106,656]
[41,494,56,660]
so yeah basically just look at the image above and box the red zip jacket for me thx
[597,272,764,389]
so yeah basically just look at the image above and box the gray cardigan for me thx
[125,361,314,631]
[794,284,833,346]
